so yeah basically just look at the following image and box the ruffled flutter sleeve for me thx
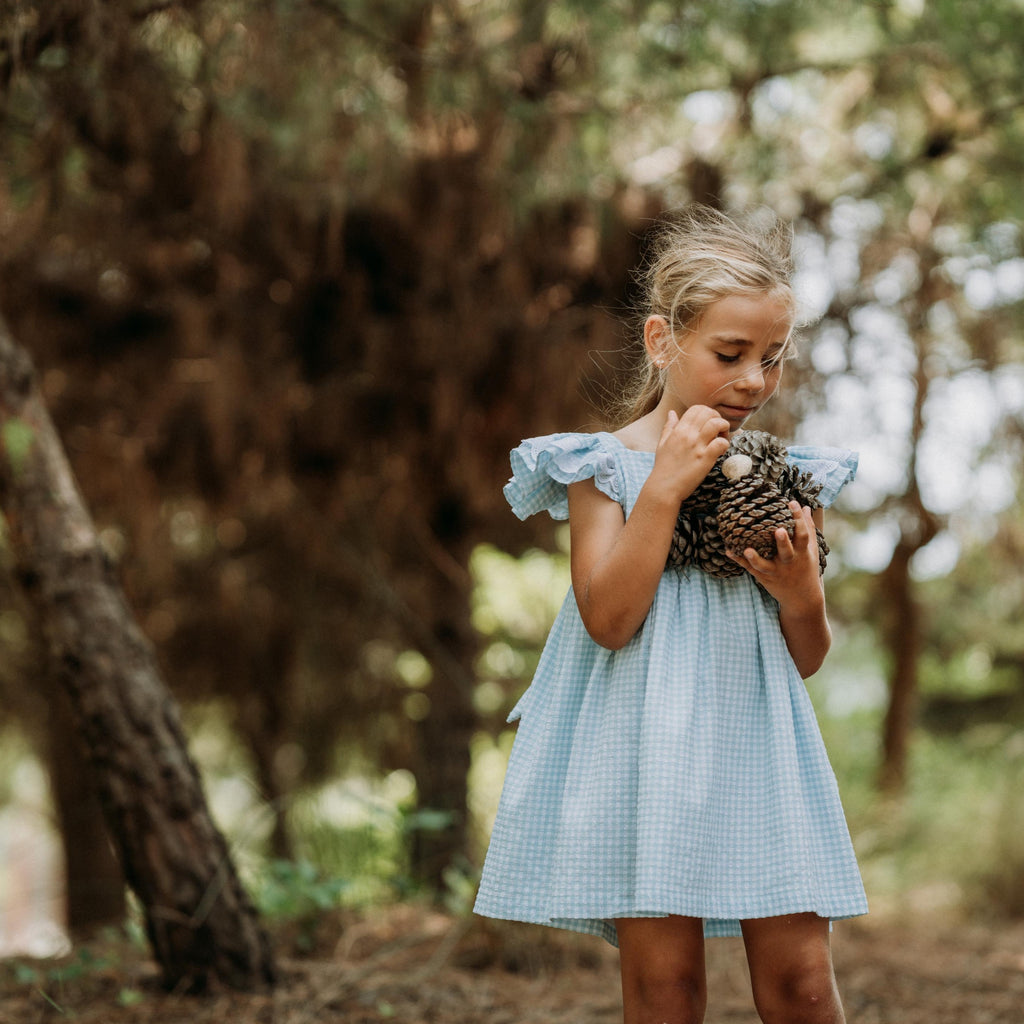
[504,433,621,521]
[786,446,858,508]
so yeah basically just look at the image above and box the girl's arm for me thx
[567,478,673,650]
[568,407,730,650]
[729,503,832,678]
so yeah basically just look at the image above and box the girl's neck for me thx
[613,407,671,452]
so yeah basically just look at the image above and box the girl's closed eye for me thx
[716,352,741,363]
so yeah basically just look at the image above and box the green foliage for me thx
[0,725,37,806]
[13,945,110,986]
[439,854,481,916]
[0,419,34,477]
[265,790,410,903]
[808,694,1024,920]
[256,858,350,919]
[231,769,461,896]
[973,736,1024,916]
[253,858,349,950]
[239,798,470,948]
[401,806,457,836]
[0,934,146,1014]
[470,538,570,722]
[921,531,1024,672]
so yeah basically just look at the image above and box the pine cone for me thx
[726,430,790,484]
[681,430,791,514]
[667,513,702,569]
[682,461,728,513]
[716,455,795,559]
[694,521,744,578]
[775,462,823,509]
[814,526,830,575]
[666,430,830,577]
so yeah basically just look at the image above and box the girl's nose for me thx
[736,365,765,392]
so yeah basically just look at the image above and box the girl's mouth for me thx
[719,404,756,421]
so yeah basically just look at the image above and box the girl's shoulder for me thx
[503,431,633,521]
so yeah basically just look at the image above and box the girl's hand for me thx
[650,406,731,505]
[567,406,729,651]
[727,501,820,606]
[728,501,832,677]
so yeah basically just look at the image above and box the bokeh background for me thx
[2,0,1024,967]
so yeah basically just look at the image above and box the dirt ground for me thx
[2,905,1023,1024]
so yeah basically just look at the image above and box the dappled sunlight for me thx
[0,747,67,959]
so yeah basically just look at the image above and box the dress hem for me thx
[473,905,868,946]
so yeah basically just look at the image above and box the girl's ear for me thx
[644,315,671,368]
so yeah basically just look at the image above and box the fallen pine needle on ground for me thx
[1,904,1023,1023]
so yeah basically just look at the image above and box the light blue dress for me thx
[474,432,868,944]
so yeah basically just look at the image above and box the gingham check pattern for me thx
[474,433,868,944]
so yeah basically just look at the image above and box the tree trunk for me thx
[410,572,477,889]
[877,543,919,793]
[876,266,942,795]
[0,319,275,992]
[47,679,127,936]
[238,625,296,863]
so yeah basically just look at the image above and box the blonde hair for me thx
[614,204,797,426]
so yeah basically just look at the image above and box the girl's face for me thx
[648,291,794,434]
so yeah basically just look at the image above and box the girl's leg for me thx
[741,914,845,1024]
[616,915,707,1024]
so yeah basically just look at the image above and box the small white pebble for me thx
[722,453,753,481]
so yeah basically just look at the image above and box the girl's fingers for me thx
[659,406,729,461]
[704,420,731,446]
[675,408,730,453]
[738,548,765,571]
[774,528,795,561]
[660,408,679,432]
[687,406,730,439]
[668,404,727,433]
[709,435,731,460]
[657,411,680,446]
[787,503,817,551]
[732,508,815,573]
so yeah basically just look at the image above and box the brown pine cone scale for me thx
[716,475,795,559]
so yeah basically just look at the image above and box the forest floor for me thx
[1,904,1023,1024]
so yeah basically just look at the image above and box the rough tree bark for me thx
[408,551,477,890]
[47,679,127,936]
[0,319,275,992]
[877,539,923,793]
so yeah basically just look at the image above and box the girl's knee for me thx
[743,916,845,1024]
[617,917,707,1024]
[623,965,707,1024]
[750,955,844,1024]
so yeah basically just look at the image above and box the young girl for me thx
[474,205,868,1024]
